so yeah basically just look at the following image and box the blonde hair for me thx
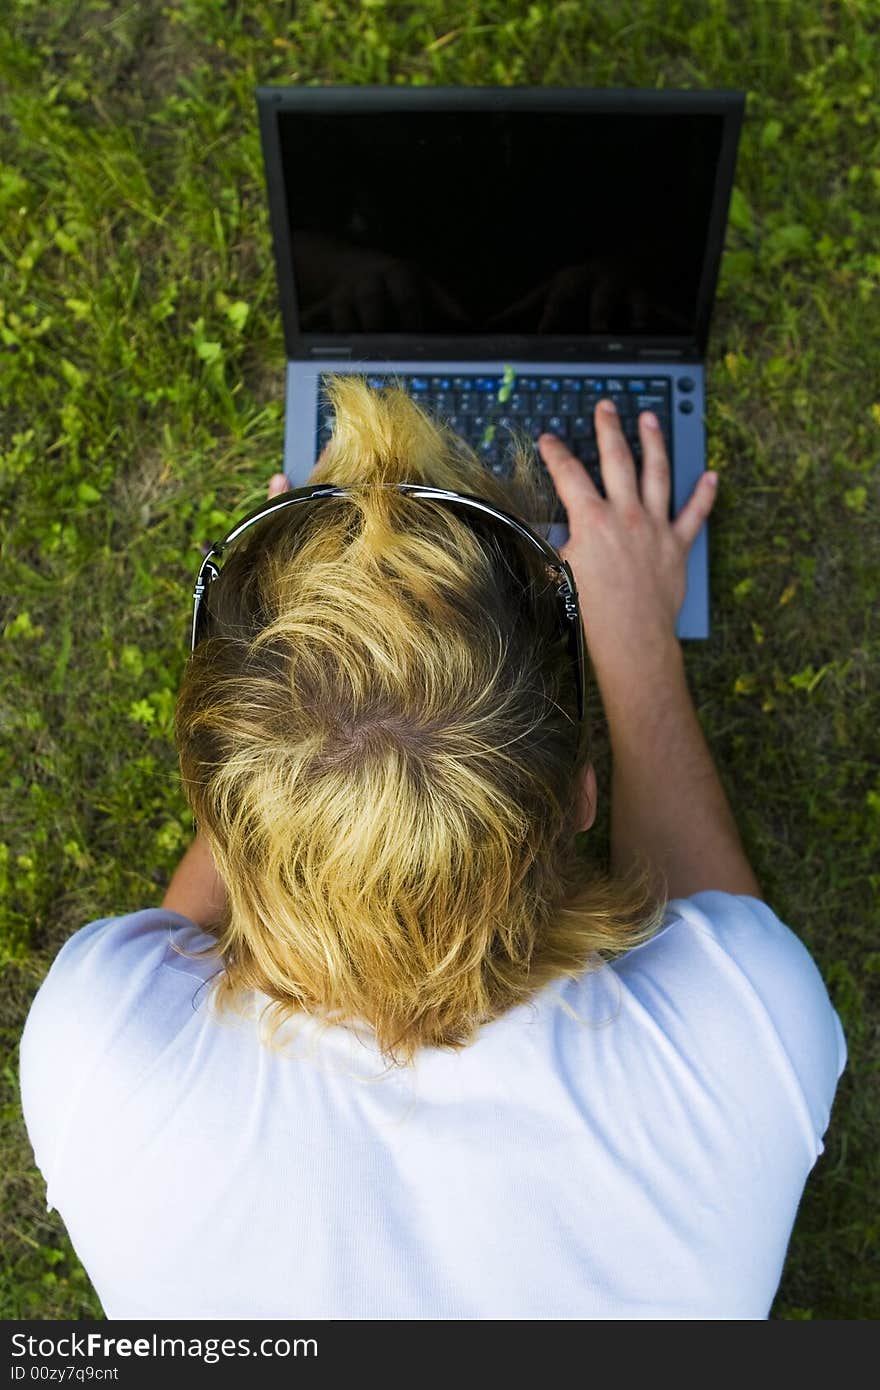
[173,374,668,1066]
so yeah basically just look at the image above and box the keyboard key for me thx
[535,393,557,412]
[430,376,452,391]
[626,379,648,392]
[410,376,430,391]
[473,377,500,392]
[558,393,579,413]
[648,378,671,392]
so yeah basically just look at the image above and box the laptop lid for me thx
[256,85,745,368]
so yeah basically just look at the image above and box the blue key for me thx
[410,377,430,391]
[627,379,648,391]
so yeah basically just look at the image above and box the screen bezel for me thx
[255,85,745,364]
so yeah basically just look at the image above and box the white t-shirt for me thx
[19,890,846,1320]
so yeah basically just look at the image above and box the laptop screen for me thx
[273,105,726,345]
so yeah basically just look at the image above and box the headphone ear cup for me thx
[191,559,221,652]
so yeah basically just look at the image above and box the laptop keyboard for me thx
[316,372,673,497]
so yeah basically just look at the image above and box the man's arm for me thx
[595,635,764,904]
[160,832,229,930]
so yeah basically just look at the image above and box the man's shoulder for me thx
[613,889,847,1142]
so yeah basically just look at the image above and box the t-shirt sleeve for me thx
[18,909,203,1212]
[638,890,848,1159]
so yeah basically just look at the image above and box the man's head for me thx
[174,375,663,1065]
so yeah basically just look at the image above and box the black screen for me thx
[277,107,724,339]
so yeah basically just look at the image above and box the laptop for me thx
[255,85,745,640]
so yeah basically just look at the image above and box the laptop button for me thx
[677,377,695,393]
[679,399,695,414]
[573,416,595,438]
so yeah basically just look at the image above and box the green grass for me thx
[1,0,878,1319]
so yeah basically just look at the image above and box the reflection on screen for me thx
[277,108,723,338]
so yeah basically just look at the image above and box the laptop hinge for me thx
[309,347,352,358]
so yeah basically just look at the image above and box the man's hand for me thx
[538,401,719,679]
[268,473,290,499]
